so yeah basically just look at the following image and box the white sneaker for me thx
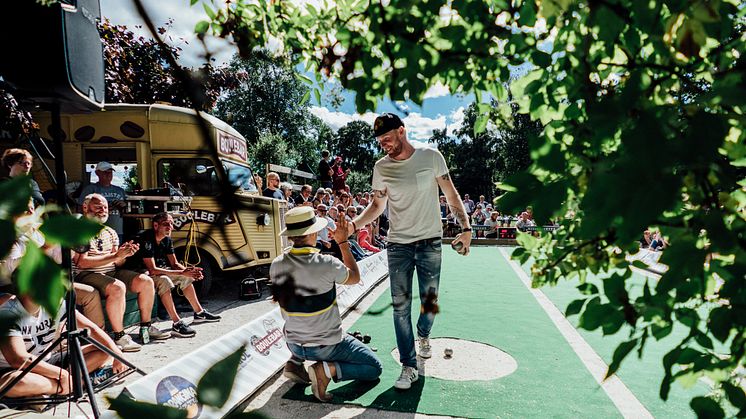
[115,334,142,352]
[394,365,418,390]
[418,336,432,359]
[147,324,171,340]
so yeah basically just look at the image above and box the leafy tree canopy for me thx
[198,0,746,415]
[100,19,239,111]
[330,120,380,175]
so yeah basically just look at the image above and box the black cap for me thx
[373,113,404,137]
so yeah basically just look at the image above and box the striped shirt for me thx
[72,225,119,275]
[269,246,349,346]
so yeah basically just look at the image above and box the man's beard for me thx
[386,139,402,157]
[91,214,109,224]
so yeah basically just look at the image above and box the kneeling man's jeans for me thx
[387,238,442,368]
[288,334,382,382]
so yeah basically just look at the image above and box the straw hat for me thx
[281,206,328,236]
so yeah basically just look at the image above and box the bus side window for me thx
[158,158,219,196]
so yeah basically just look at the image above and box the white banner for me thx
[627,248,668,275]
[121,250,388,418]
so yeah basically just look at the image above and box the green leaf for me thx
[0,219,15,260]
[577,282,599,295]
[40,215,103,246]
[0,175,32,219]
[605,339,638,379]
[195,20,210,35]
[518,0,537,26]
[531,50,552,67]
[197,346,245,408]
[314,88,322,106]
[203,3,216,19]
[708,307,731,342]
[474,112,489,135]
[107,393,187,419]
[565,298,585,316]
[191,0,199,5]
[722,382,746,413]
[299,90,311,106]
[15,245,67,318]
[690,396,725,419]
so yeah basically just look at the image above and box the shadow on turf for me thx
[283,376,426,414]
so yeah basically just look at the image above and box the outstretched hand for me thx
[334,214,352,243]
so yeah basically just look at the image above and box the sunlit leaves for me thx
[15,244,68,318]
[108,393,188,419]
[40,214,104,246]
[198,346,245,408]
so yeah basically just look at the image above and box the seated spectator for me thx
[262,172,284,200]
[312,188,326,208]
[472,204,487,225]
[294,184,313,207]
[639,230,652,249]
[650,231,668,251]
[127,213,221,337]
[357,224,381,253]
[77,161,127,241]
[2,148,44,207]
[484,211,500,238]
[515,211,536,232]
[0,280,126,399]
[280,182,295,208]
[73,194,170,352]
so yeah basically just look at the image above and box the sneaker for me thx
[307,362,332,402]
[418,336,432,359]
[115,334,142,352]
[171,320,196,338]
[145,324,171,341]
[283,361,311,385]
[394,365,418,390]
[193,310,221,324]
[89,365,114,387]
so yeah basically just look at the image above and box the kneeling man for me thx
[270,207,382,402]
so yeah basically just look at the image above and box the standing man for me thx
[349,113,472,390]
[127,212,221,337]
[78,162,127,240]
[462,194,475,216]
[318,150,334,189]
[262,172,284,200]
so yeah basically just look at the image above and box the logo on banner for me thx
[172,210,235,230]
[156,375,202,418]
[218,131,247,161]
[250,319,283,356]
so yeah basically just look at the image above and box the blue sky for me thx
[101,0,473,141]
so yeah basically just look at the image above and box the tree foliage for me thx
[330,120,380,175]
[213,51,323,172]
[100,18,240,111]
[199,0,746,414]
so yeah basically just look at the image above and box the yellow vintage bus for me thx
[33,103,287,296]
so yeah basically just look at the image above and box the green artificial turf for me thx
[284,247,621,418]
[528,253,711,419]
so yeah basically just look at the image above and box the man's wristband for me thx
[338,240,349,246]
[462,228,472,232]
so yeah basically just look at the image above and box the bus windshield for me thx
[222,160,258,193]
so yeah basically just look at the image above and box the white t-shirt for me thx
[0,299,65,369]
[372,145,449,243]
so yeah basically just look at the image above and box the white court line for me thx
[499,248,653,419]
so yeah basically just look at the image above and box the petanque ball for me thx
[451,241,463,252]
[363,334,371,344]
[444,348,454,358]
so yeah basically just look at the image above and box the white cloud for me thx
[402,113,446,140]
[309,106,377,131]
[423,82,450,99]
[447,106,465,136]
[311,106,468,141]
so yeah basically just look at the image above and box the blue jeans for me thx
[387,238,442,368]
[287,335,382,382]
